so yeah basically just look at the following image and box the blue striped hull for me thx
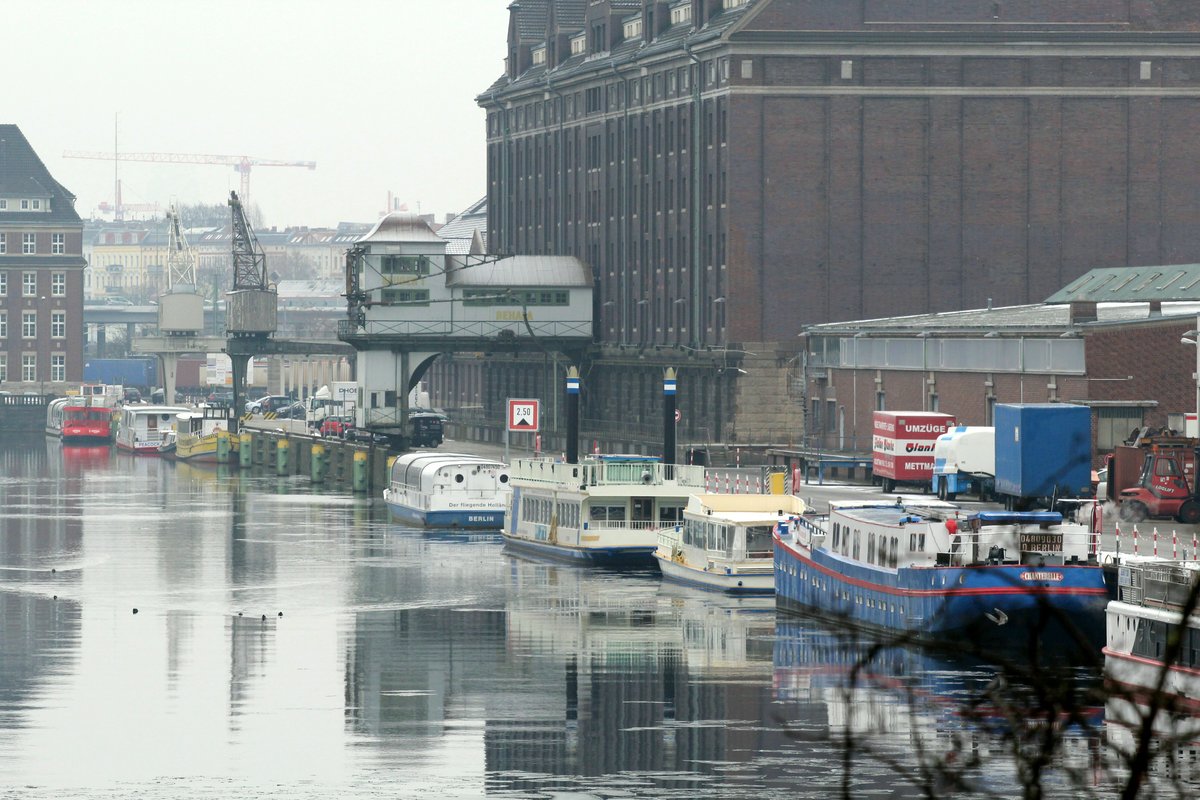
[502,533,656,567]
[386,502,504,529]
[773,538,1108,646]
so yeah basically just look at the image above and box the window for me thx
[52,233,64,254]
[22,234,35,255]
[23,272,36,296]
[1097,407,1143,451]
[379,254,428,277]
[22,354,36,381]
[51,311,65,338]
[20,199,29,210]
[51,354,65,383]
[0,200,6,210]
[570,33,585,55]
[51,272,65,296]
[0,354,5,382]
[0,312,6,338]
[379,288,430,305]
[670,4,692,24]
[0,272,5,296]
[22,311,36,338]
[0,233,5,254]
[32,199,41,210]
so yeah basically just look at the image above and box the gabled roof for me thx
[358,212,445,245]
[0,124,82,226]
[1045,265,1200,304]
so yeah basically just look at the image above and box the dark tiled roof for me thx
[438,196,488,241]
[552,0,586,29]
[0,124,82,226]
[514,0,550,41]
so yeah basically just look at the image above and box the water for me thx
[0,439,1192,798]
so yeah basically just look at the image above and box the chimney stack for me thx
[663,367,677,465]
[565,366,580,464]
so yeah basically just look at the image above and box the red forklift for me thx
[1107,429,1200,523]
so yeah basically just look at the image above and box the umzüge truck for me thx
[872,411,957,493]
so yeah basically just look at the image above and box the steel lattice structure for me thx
[229,191,267,290]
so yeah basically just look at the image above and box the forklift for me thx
[1108,428,1200,523]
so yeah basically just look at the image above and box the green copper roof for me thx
[1045,265,1200,304]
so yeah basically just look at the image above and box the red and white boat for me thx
[61,403,118,445]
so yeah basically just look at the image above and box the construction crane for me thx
[164,204,197,292]
[62,149,316,207]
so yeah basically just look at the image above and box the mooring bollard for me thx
[216,430,231,464]
[311,443,327,483]
[239,432,252,468]
[276,438,290,476]
[352,449,368,493]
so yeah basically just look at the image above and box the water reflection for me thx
[0,440,1198,797]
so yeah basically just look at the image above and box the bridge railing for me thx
[338,319,592,339]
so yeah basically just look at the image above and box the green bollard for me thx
[216,430,231,464]
[352,449,368,493]
[239,432,252,469]
[276,438,290,476]
[311,443,327,484]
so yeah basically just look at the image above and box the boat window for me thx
[591,505,626,522]
[909,533,916,552]
[867,533,876,563]
[455,474,465,483]
[832,523,840,549]
[746,525,773,558]
[918,533,926,551]
[891,536,899,567]
[853,531,860,559]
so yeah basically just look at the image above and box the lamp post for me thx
[1183,321,1200,437]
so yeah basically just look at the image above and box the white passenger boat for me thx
[503,454,707,565]
[1104,558,1200,734]
[383,452,510,528]
[115,405,190,454]
[44,397,70,437]
[655,494,810,594]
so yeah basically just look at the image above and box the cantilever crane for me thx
[164,205,198,292]
[62,149,316,206]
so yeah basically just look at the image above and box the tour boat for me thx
[166,407,236,463]
[503,454,707,565]
[654,493,809,594]
[44,397,70,437]
[383,452,510,528]
[774,500,1108,645]
[115,405,190,454]
[1104,558,1200,737]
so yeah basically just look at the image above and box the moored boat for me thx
[115,405,190,454]
[655,493,809,594]
[168,407,236,463]
[774,500,1108,647]
[383,452,510,528]
[45,397,70,438]
[1104,558,1200,737]
[503,454,707,566]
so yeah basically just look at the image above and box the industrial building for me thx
[468,0,1200,449]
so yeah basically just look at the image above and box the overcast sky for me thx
[10,0,510,228]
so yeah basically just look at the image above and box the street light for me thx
[1182,326,1200,436]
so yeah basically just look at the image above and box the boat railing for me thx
[511,458,706,489]
[657,527,682,550]
[587,519,676,532]
[1130,562,1200,611]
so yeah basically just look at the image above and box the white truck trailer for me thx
[930,426,995,501]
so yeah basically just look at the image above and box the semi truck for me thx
[306,381,358,429]
[872,411,956,493]
[994,403,1093,511]
[930,426,995,501]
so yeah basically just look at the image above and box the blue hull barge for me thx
[774,501,1108,649]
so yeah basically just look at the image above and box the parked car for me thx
[344,427,389,447]
[206,387,235,407]
[246,394,293,414]
[321,415,353,437]
[277,401,307,420]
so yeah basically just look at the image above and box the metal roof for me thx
[446,254,592,288]
[358,212,445,245]
[1045,265,1200,304]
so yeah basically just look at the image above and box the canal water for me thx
[0,439,1190,798]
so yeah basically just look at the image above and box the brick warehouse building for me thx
[0,125,85,389]
[456,0,1200,450]
[802,265,1200,465]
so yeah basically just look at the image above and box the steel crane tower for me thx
[164,205,198,291]
[62,149,316,206]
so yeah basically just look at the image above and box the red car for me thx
[321,415,352,437]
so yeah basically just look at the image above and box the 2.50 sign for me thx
[507,398,540,432]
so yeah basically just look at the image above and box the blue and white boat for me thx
[773,500,1108,645]
[503,454,707,565]
[383,452,510,528]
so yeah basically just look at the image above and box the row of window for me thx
[520,496,582,530]
[830,522,904,569]
[0,271,67,297]
[462,290,569,307]
[0,233,66,255]
[0,354,66,383]
[0,311,67,338]
[0,199,47,212]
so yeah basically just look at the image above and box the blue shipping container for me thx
[82,358,157,389]
[994,403,1092,501]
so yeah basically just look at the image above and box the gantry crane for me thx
[62,149,316,207]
